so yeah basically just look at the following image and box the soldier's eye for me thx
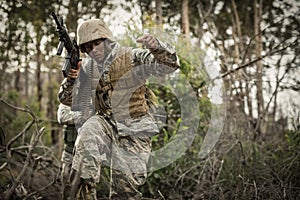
[84,44,93,52]
[86,45,91,50]
[94,41,101,45]
[94,39,106,46]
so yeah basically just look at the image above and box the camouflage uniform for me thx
[58,18,180,199]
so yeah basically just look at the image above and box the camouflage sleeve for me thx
[132,39,180,75]
[57,78,74,106]
[57,103,75,124]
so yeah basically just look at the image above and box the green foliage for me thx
[0,90,20,132]
[285,112,300,152]
[1,94,42,142]
[143,128,300,199]
[285,129,300,152]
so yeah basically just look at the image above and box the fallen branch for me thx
[5,127,45,200]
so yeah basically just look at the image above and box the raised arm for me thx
[133,34,180,74]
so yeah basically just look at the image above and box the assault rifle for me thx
[51,12,81,82]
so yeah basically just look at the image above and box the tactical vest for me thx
[95,47,149,120]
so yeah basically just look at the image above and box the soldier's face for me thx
[84,39,106,62]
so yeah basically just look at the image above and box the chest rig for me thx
[95,46,149,120]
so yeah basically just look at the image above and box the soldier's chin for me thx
[93,55,104,63]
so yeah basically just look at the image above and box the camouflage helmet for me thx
[77,19,115,51]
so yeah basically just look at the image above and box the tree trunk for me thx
[155,0,162,26]
[254,0,265,137]
[14,69,21,93]
[25,64,29,100]
[36,41,42,111]
[47,69,58,145]
[67,0,79,33]
[182,0,190,37]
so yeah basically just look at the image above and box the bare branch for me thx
[0,98,37,120]
[23,168,57,200]
[5,127,45,200]
[216,39,298,79]
[6,121,34,150]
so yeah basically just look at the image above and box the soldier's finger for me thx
[136,34,151,43]
[70,69,78,73]
[149,39,158,49]
[136,35,147,43]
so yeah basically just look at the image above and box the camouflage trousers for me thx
[61,151,73,185]
[61,125,78,199]
[72,114,153,199]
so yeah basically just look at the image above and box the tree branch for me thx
[5,127,45,199]
[216,39,298,79]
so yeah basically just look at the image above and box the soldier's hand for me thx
[67,61,82,81]
[136,34,159,50]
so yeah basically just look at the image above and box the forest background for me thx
[0,0,299,199]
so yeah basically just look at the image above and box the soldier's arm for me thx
[133,35,180,73]
[57,61,81,106]
[57,103,75,124]
[57,78,74,106]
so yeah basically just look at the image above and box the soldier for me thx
[58,18,180,199]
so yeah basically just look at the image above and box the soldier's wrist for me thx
[62,78,74,90]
